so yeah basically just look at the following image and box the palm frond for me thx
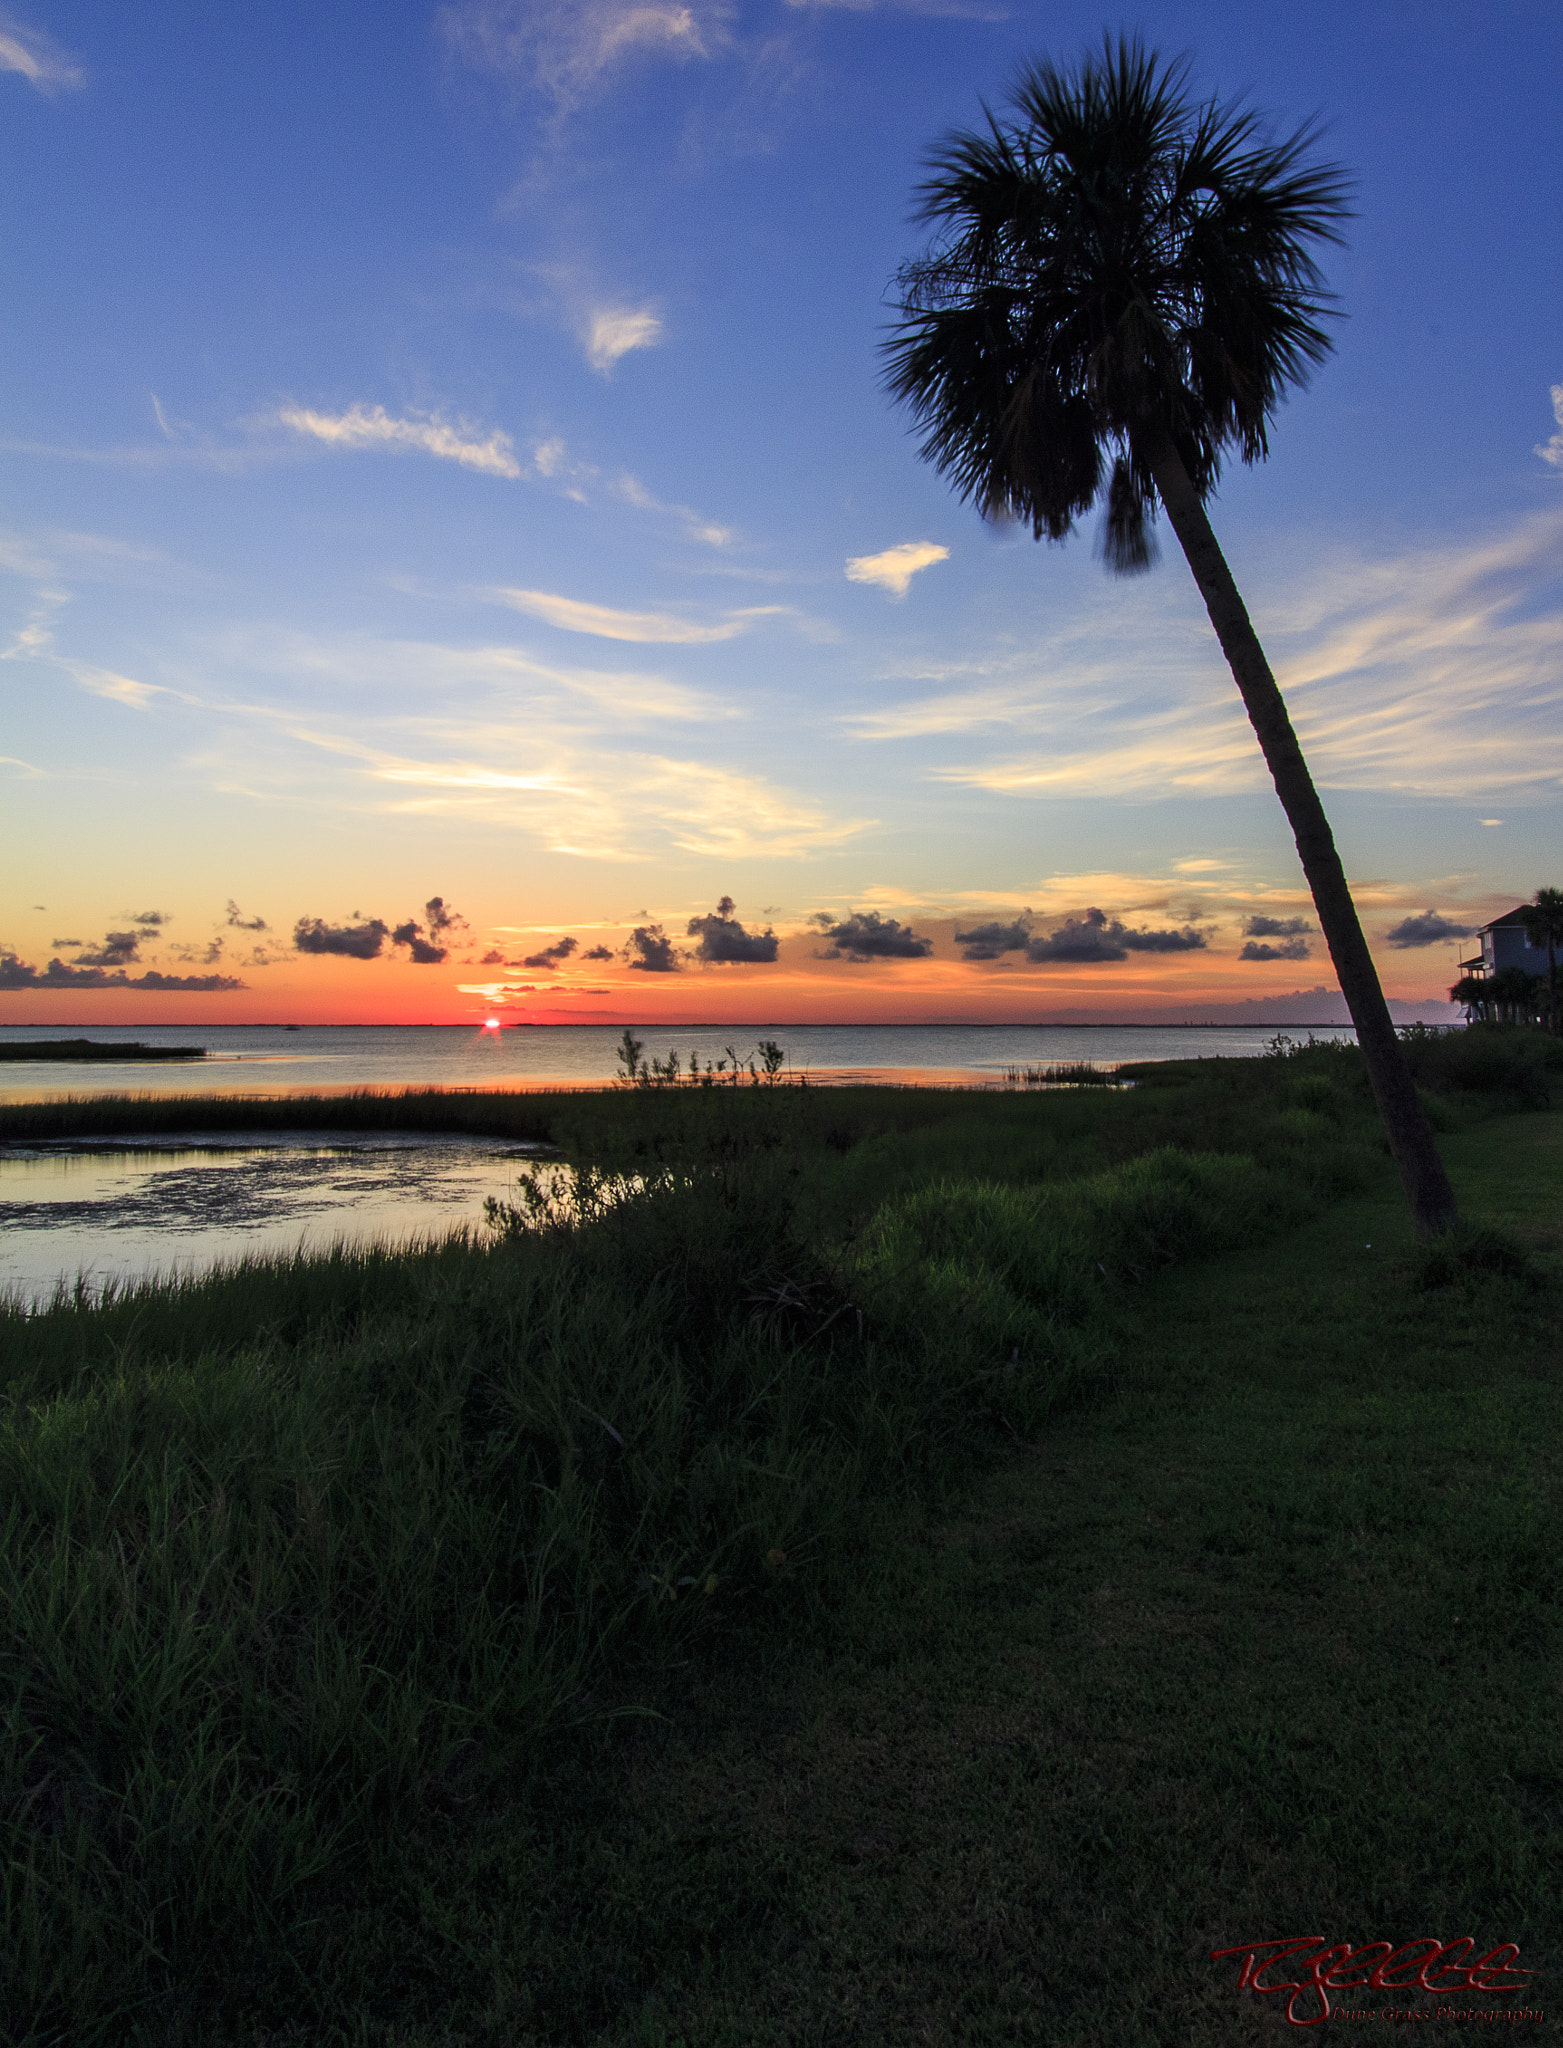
[883,33,1354,568]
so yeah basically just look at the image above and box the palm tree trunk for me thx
[1146,434,1459,1238]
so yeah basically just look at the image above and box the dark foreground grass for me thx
[2,1041,1558,2042]
[517,1115,1555,2048]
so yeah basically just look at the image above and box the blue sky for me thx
[1,0,1559,1023]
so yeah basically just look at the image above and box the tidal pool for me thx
[0,1130,559,1310]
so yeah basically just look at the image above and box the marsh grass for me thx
[1,1043,1541,2042]
[1002,1059,1121,1087]
[1395,1021,1563,1107]
[0,1086,562,1148]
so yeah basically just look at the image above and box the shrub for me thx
[1397,1023,1559,1105]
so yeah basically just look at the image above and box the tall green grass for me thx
[1396,1020,1563,1105]
[0,1052,1405,2040]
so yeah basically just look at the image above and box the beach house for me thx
[1453,905,1552,1024]
[1455,905,1549,983]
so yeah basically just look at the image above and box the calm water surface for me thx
[0,1021,1353,1101]
[0,1023,1355,1307]
[0,1130,557,1310]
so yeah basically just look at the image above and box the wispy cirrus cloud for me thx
[585,303,663,372]
[783,0,1007,15]
[494,410,736,541]
[1536,384,1563,471]
[206,626,731,726]
[442,0,733,112]
[609,470,735,546]
[850,512,1563,801]
[69,664,170,710]
[482,586,781,643]
[113,625,871,862]
[366,747,868,859]
[4,589,177,711]
[520,261,670,381]
[0,8,83,93]
[5,411,738,550]
[845,540,949,599]
[275,404,522,478]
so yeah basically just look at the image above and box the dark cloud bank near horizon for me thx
[1385,910,1475,949]
[1239,914,1313,963]
[813,911,933,962]
[522,937,578,970]
[687,898,778,964]
[623,924,682,973]
[0,906,246,990]
[293,896,468,965]
[0,952,243,993]
[618,900,779,973]
[957,907,1207,965]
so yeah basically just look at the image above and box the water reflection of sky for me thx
[0,1022,1355,1105]
[0,1131,555,1310]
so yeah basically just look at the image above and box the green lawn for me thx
[330,1115,1559,2046]
[2,1049,1558,2043]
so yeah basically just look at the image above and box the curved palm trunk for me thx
[1147,435,1459,1238]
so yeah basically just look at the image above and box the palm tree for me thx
[884,35,1459,1236]
[1448,972,1491,1025]
[1520,887,1563,1034]
[1486,965,1543,1029]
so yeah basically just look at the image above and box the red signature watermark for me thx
[1209,1936,1535,2027]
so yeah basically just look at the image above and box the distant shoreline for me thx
[0,1039,206,1063]
[0,1019,1367,1033]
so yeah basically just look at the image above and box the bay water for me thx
[0,1022,1352,1307]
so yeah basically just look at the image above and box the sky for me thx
[1,0,1559,1027]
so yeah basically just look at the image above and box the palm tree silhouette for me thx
[1520,887,1563,1035]
[885,35,1458,1235]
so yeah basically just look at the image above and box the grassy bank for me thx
[2,1033,1558,2041]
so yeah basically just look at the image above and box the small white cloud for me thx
[585,304,663,373]
[73,665,166,710]
[845,540,950,599]
[276,404,522,479]
[0,10,83,92]
[611,471,734,546]
[1536,385,1563,470]
[442,1,731,112]
[149,393,191,441]
[484,586,750,643]
[1,584,68,660]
